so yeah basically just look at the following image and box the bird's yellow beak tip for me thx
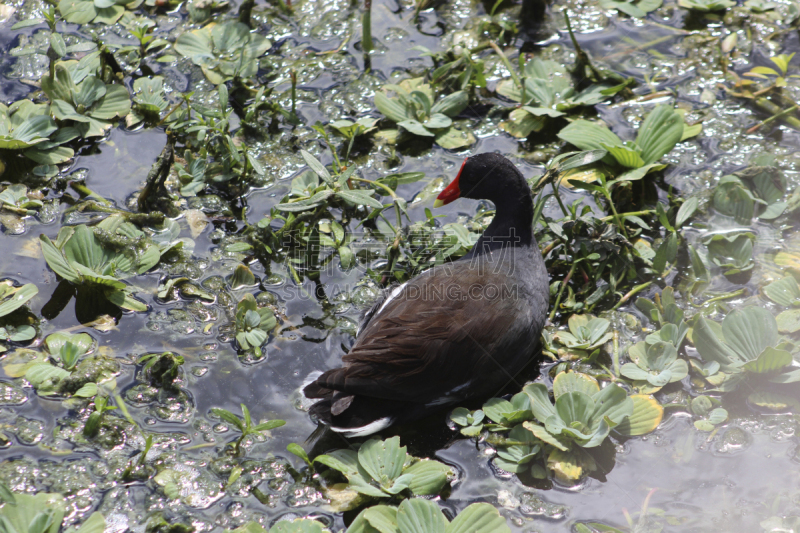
[432,199,444,208]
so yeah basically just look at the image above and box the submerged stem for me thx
[549,263,576,321]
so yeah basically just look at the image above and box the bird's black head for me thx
[434,153,529,208]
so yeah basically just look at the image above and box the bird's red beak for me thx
[434,157,467,208]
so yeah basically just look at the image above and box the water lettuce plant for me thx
[550,314,613,360]
[39,224,152,313]
[0,489,105,533]
[59,0,142,24]
[0,279,39,317]
[348,499,511,533]
[635,287,688,348]
[557,105,686,182]
[622,340,688,393]
[128,76,170,125]
[702,232,755,276]
[763,276,800,333]
[229,520,330,533]
[492,423,545,478]
[691,395,728,431]
[373,78,474,148]
[174,22,271,84]
[314,436,452,507]
[0,100,75,170]
[692,306,800,392]
[8,331,117,398]
[496,58,611,138]
[0,280,38,351]
[522,371,662,482]
[712,161,786,223]
[234,293,277,357]
[42,62,131,138]
[449,407,485,436]
[678,0,735,11]
[598,0,662,17]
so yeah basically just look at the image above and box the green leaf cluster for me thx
[0,100,75,170]
[713,161,786,223]
[0,279,38,351]
[314,436,451,506]
[677,0,735,11]
[374,78,474,149]
[227,519,330,533]
[497,59,613,138]
[690,395,728,431]
[234,293,277,357]
[174,22,271,84]
[702,231,755,276]
[348,500,511,533]
[599,0,662,17]
[211,403,285,456]
[59,0,143,24]
[693,306,800,390]
[39,218,166,312]
[558,105,685,182]
[42,62,131,139]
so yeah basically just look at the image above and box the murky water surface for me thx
[2,0,800,529]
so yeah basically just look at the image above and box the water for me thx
[2,0,800,530]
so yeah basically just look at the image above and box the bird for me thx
[302,152,549,437]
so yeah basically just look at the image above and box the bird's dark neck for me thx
[464,192,534,259]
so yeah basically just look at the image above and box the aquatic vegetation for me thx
[329,117,379,141]
[492,424,545,477]
[549,314,613,360]
[174,21,271,84]
[449,407,486,436]
[621,341,688,393]
[229,520,331,533]
[39,223,156,313]
[522,372,661,481]
[138,351,184,388]
[691,395,728,431]
[58,0,142,24]
[763,276,800,333]
[5,331,118,398]
[712,156,786,223]
[0,490,104,533]
[83,395,118,437]
[0,279,38,351]
[692,306,800,392]
[0,100,75,171]
[481,392,533,430]
[42,62,131,138]
[557,105,687,182]
[598,0,662,17]
[314,436,452,506]
[211,403,286,456]
[460,372,662,483]
[234,293,277,357]
[702,232,755,277]
[496,58,612,139]
[635,287,689,348]
[727,54,800,133]
[677,0,735,10]
[128,76,170,125]
[348,499,511,533]
[373,78,474,148]
[0,0,797,523]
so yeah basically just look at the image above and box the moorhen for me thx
[303,153,549,436]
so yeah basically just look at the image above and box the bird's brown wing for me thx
[310,265,534,405]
